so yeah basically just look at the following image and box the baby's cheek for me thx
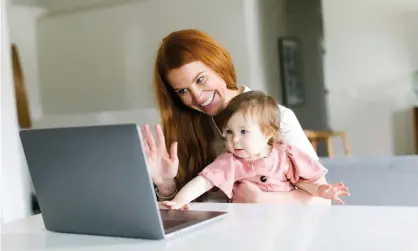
[226,141,235,152]
[244,142,259,154]
[249,136,262,146]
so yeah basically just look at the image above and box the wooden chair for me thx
[304,130,351,158]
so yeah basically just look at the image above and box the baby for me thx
[162,91,349,209]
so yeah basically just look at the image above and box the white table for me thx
[2,203,418,251]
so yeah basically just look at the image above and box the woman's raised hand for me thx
[140,124,179,187]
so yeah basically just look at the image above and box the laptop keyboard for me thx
[162,219,190,229]
[159,210,205,234]
[159,209,226,234]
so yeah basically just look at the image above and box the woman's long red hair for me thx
[153,29,238,189]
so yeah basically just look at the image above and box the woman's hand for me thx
[140,124,179,194]
[232,180,331,205]
[232,180,264,203]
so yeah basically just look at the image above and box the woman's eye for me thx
[196,76,205,84]
[177,89,188,95]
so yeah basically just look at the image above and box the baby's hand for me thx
[159,201,190,210]
[318,182,350,204]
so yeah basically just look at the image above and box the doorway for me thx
[283,0,330,156]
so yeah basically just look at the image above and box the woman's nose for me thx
[189,86,205,103]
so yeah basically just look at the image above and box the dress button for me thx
[260,176,267,182]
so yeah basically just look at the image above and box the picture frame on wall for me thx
[278,37,305,106]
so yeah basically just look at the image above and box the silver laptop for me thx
[19,124,227,240]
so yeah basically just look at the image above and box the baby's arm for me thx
[284,144,350,204]
[162,176,214,209]
[295,177,327,197]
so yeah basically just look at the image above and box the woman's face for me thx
[167,61,239,116]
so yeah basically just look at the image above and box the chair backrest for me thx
[304,130,351,158]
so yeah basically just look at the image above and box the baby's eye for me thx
[241,130,249,135]
[177,89,188,95]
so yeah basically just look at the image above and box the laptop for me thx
[19,124,227,240]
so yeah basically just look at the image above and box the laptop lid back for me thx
[20,124,165,239]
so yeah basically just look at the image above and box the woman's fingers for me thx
[140,127,151,156]
[155,124,167,153]
[169,142,178,163]
[144,124,157,152]
[144,124,170,155]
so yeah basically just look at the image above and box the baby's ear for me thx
[269,131,281,145]
[264,129,275,138]
[265,129,278,142]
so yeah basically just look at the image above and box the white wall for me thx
[12,0,46,7]
[44,0,136,15]
[322,0,418,156]
[7,0,281,132]
[37,0,252,115]
[1,0,32,223]
[10,5,46,121]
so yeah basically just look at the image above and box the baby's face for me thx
[223,111,271,160]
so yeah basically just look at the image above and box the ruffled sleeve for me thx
[284,144,328,184]
[198,152,237,198]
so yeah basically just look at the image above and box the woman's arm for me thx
[278,106,318,160]
[155,179,178,200]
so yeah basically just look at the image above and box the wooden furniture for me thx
[415,107,418,154]
[11,44,32,129]
[304,129,351,158]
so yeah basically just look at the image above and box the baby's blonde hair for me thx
[215,91,281,144]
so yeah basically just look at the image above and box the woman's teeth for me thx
[201,93,215,107]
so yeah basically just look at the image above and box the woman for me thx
[141,29,329,205]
